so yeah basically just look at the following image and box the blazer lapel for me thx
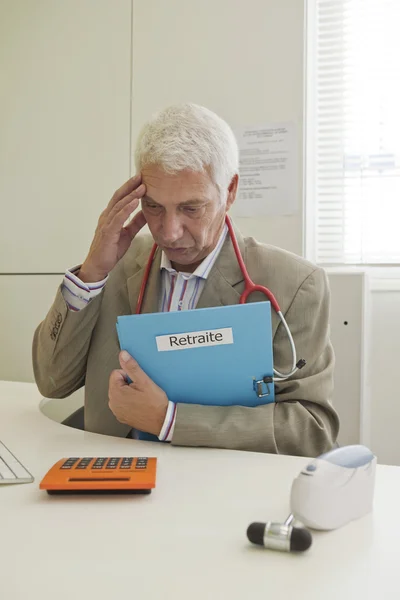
[196,221,245,309]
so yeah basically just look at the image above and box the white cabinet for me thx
[327,272,370,447]
[369,289,400,465]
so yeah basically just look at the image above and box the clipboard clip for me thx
[253,376,273,398]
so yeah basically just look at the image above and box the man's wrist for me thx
[77,266,108,284]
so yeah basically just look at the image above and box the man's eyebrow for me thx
[142,195,160,204]
[142,195,208,206]
[179,198,208,206]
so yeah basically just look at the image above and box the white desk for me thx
[1,381,399,600]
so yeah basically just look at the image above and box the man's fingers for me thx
[119,351,148,387]
[109,369,129,389]
[123,210,147,239]
[107,174,142,210]
[105,197,140,236]
[105,184,145,227]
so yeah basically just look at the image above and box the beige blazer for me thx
[32,225,339,457]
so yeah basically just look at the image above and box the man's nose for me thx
[162,213,184,244]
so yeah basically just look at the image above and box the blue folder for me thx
[117,302,274,396]
[116,301,275,440]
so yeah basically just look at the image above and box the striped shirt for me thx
[61,224,228,442]
[158,224,227,313]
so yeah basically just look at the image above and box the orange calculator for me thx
[39,456,157,494]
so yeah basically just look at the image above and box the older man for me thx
[33,103,339,456]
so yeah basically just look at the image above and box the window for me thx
[306,0,400,265]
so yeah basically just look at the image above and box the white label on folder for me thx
[156,327,234,352]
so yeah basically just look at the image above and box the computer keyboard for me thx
[0,440,34,484]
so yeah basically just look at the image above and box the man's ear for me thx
[226,174,239,211]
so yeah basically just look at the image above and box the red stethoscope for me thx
[136,215,305,381]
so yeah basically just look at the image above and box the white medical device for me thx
[290,445,376,531]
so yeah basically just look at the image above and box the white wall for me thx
[0,0,132,273]
[131,0,305,255]
[0,0,131,383]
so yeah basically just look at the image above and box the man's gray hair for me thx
[134,103,239,199]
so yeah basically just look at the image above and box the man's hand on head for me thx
[78,175,147,283]
[108,351,169,436]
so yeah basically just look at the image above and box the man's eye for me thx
[146,203,161,210]
[184,207,199,213]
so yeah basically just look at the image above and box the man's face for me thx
[141,166,237,271]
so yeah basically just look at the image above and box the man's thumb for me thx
[119,351,147,385]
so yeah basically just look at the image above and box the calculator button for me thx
[92,458,107,469]
[106,458,120,469]
[76,458,93,469]
[120,458,133,469]
[61,458,79,469]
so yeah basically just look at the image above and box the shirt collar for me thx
[160,223,228,280]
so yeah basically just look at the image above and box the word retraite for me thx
[168,331,223,347]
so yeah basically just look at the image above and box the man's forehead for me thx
[141,166,217,203]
